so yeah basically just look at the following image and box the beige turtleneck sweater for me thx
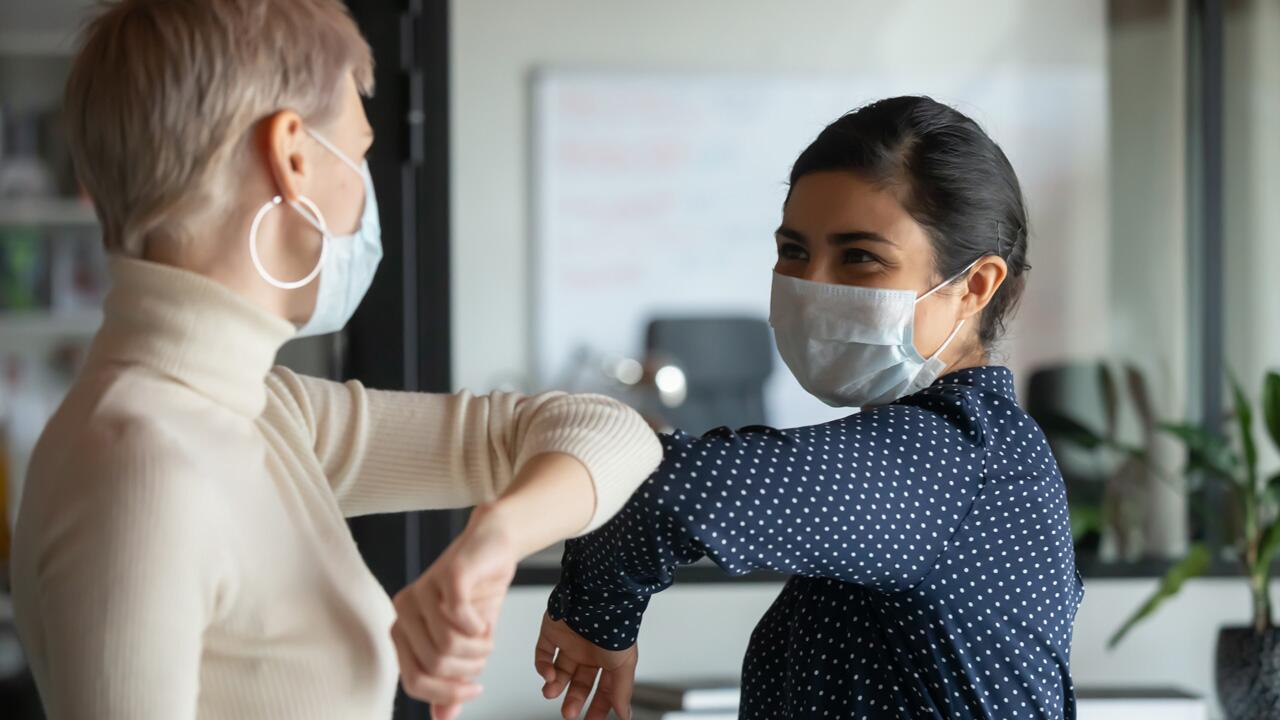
[11,258,662,719]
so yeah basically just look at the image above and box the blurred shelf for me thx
[0,310,102,346]
[0,198,97,229]
[514,550,784,586]
[0,31,77,57]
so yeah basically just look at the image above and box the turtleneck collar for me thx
[88,257,298,418]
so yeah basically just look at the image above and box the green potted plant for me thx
[1087,371,1280,719]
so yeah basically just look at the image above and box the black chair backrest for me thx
[645,316,773,435]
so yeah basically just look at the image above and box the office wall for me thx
[1224,0,1280,477]
[1107,1,1191,559]
[450,0,1111,395]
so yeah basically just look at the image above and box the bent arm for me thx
[264,368,662,531]
[550,390,987,650]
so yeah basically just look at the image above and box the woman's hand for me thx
[535,612,638,720]
[391,504,517,719]
[392,452,599,719]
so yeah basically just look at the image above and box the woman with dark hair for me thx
[528,96,1084,719]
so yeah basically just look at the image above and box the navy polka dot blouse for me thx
[548,365,1085,718]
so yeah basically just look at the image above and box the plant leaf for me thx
[1258,518,1280,574]
[1042,411,1147,459]
[1041,412,1106,450]
[1124,364,1158,433]
[1265,371,1280,455]
[1108,544,1211,649]
[1266,472,1280,508]
[1230,374,1259,488]
[1100,363,1119,440]
[1068,504,1103,543]
[1159,421,1240,482]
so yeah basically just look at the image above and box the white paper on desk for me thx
[1077,697,1206,720]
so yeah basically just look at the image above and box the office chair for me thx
[644,316,773,436]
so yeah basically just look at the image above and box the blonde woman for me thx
[10,1,661,718]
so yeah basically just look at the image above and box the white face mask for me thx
[248,128,383,337]
[768,260,977,408]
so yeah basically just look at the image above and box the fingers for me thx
[391,604,437,677]
[416,571,494,648]
[606,665,636,720]
[419,587,497,660]
[391,624,483,705]
[583,685,615,720]
[401,670,483,706]
[395,590,492,681]
[534,634,559,687]
[561,664,600,720]
[438,576,487,637]
[471,593,507,638]
[431,704,460,720]
[391,526,521,717]
[545,652,577,699]
[434,555,512,637]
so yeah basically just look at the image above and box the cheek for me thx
[314,170,364,235]
[911,302,957,356]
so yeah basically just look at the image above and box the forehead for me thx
[325,74,370,132]
[783,171,931,250]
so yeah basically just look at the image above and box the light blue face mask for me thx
[768,259,978,408]
[248,128,383,337]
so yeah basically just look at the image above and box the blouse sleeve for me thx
[548,385,989,650]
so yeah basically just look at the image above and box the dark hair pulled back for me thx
[788,95,1031,348]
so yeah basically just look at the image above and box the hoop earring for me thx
[248,194,329,290]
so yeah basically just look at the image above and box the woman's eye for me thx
[843,248,878,264]
[777,242,808,260]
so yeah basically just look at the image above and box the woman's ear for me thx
[960,256,1008,320]
[260,110,308,203]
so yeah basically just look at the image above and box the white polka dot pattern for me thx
[548,366,1084,718]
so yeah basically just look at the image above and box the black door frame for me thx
[1188,0,1225,553]
[342,1,453,717]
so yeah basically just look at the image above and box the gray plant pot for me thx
[1216,626,1280,719]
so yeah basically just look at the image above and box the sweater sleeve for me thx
[262,368,663,531]
[15,425,223,719]
[549,388,988,650]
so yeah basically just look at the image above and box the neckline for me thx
[87,257,298,417]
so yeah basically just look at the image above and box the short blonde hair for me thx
[65,0,374,255]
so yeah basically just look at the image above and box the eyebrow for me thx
[774,225,896,247]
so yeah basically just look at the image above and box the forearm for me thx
[271,370,661,522]
[548,469,709,650]
[472,452,595,559]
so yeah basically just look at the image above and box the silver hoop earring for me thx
[248,194,329,290]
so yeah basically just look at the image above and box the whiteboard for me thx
[531,68,1106,428]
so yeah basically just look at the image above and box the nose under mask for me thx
[768,261,976,408]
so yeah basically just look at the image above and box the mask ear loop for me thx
[249,194,330,290]
[913,257,982,362]
[925,318,966,362]
[306,128,364,177]
[915,257,982,303]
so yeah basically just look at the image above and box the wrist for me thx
[475,452,596,557]
[468,500,532,559]
[465,502,519,550]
